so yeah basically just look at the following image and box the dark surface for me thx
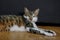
[36,22,60,26]
[0,0,60,23]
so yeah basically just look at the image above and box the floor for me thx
[0,26,60,40]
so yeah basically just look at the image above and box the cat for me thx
[0,7,56,36]
[0,7,38,31]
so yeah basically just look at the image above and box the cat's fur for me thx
[0,8,56,36]
[0,8,39,31]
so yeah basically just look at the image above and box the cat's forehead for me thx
[29,11,34,15]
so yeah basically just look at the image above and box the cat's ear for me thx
[24,7,30,16]
[34,8,40,16]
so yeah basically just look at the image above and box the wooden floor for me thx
[0,26,60,40]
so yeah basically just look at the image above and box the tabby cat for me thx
[0,8,56,36]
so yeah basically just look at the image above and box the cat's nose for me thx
[30,18,32,21]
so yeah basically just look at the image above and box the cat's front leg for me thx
[31,22,38,28]
[30,22,56,36]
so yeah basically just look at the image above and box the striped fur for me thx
[0,15,25,31]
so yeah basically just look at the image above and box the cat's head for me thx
[24,7,40,22]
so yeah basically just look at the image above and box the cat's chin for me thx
[32,17,38,22]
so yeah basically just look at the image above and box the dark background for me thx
[0,0,60,23]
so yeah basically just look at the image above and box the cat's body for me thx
[0,8,56,36]
[0,15,25,31]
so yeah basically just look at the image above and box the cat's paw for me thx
[43,30,56,36]
[36,28,56,36]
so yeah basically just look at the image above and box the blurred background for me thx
[0,0,60,24]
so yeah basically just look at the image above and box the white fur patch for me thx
[31,22,38,28]
[44,31,56,36]
[10,25,26,32]
[26,27,30,31]
[24,15,29,19]
[38,29,56,36]
[32,17,38,22]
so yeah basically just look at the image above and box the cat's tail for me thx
[26,27,56,36]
